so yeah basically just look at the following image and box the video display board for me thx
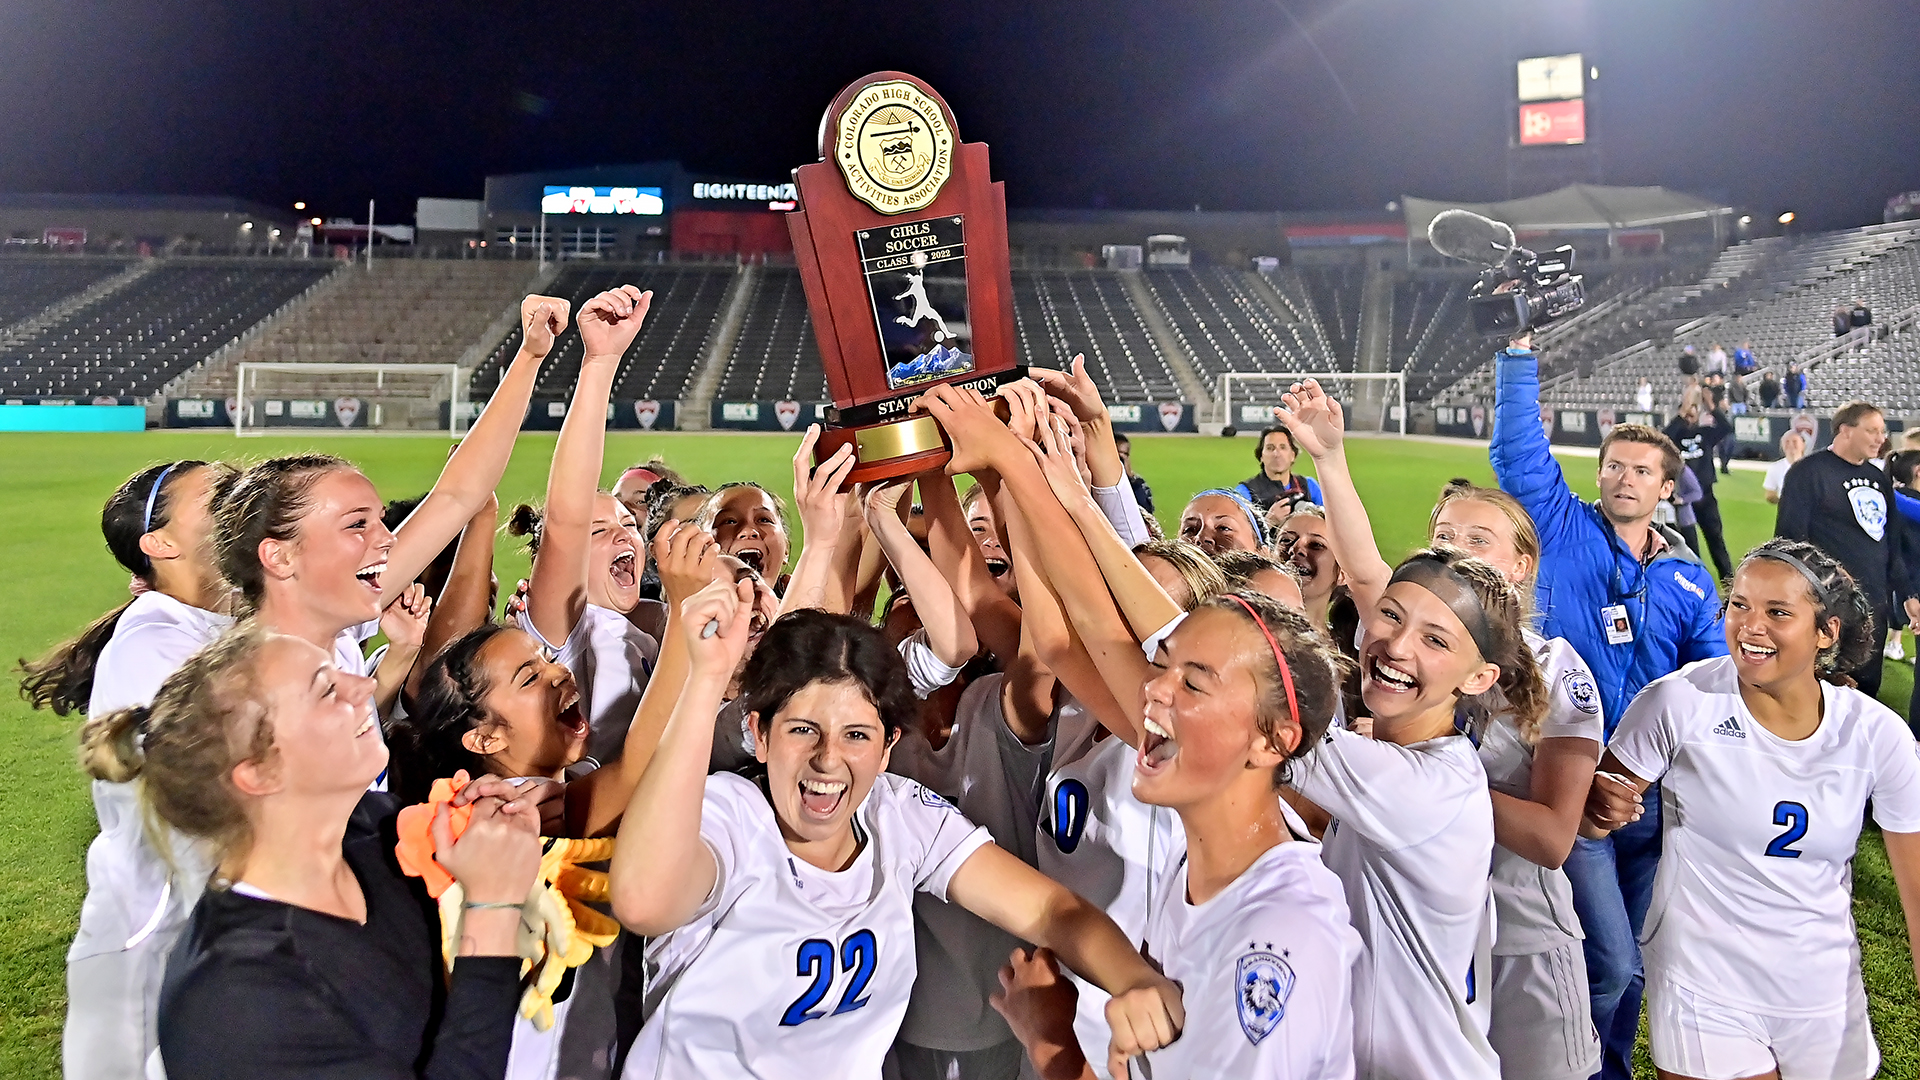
[1516,54,1584,102]
[1519,99,1587,145]
[539,186,664,215]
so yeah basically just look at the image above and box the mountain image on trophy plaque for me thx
[787,72,1023,484]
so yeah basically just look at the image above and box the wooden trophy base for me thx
[814,414,953,489]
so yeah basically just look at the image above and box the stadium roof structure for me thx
[1403,184,1733,239]
[0,192,291,219]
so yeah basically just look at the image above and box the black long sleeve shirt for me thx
[157,793,522,1080]
[1774,449,1908,611]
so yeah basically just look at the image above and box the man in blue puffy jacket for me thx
[1491,333,1726,1080]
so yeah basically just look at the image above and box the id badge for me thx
[1602,604,1634,645]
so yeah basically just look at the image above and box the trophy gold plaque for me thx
[788,72,1024,484]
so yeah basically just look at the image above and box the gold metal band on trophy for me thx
[852,415,947,461]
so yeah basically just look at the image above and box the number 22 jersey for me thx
[1609,656,1920,1015]
[623,772,991,1079]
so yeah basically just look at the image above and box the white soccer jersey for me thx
[1289,726,1500,1080]
[1478,632,1603,954]
[1608,656,1920,1016]
[888,673,1053,1051]
[78,591,230,963]
[625,772,991,1079]
[518,603,659,767]
[1035,722,1183,1080]
[1136,841,1362,1080]
[334,617,381,678]
[899,627,966,700]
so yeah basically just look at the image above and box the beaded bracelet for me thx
[462,900,523,911]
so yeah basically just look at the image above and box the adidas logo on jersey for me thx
[1713,716,1746,739]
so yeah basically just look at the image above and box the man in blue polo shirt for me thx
[1491,331,1727,1080]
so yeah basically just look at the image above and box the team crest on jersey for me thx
[1561,669,1600,715]
[1847,484,1888,542]
[1236,947,1295,1044]
[915,782,962,814]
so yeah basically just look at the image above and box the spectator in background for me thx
[1758,368,1782,409]
[1234,423,1322,514]
[1762,430,1807,504]
[1785,363,1809,409]
[1635,377,1654,413]
[1775,400,1913,697]
[1664,398,1737,579]
[1834,301,1854,338]
[1732,339,1757,376]
[1111,432,1154,514]
[1702,372,1728,414]
[1851,298,1874,350]
[1889,452,1920,697]
[1677,343,1699,377]
[1705,341,1729,377]
[1668,461,1705,557]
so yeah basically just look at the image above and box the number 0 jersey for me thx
[1609,656,1920,1016]
[624,772,991,1079]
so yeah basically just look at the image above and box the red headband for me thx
[1223,594,1300,729]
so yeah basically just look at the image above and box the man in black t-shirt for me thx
[1663,401,1735,579]
[1234,423,1322,514]
[1776,400,1916,697]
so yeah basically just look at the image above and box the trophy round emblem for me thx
[835,80,954,215]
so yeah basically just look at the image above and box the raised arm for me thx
[1277,380,1394,611]
[608,575,752,937]
[1488,337,1581,553]
[924,384,1152,746]
[864,476,977,668]
[526,286,653,646]
[565,523,717,838]
[778,425,858,615]
[995,477,1127,742]
[946,844,1184,1075]
[922,467,1024,663]
[381,295,565,605]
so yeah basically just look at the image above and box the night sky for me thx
[2,0,1913,230]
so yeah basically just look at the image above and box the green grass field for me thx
[1,430,1912,1077]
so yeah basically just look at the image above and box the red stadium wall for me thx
[671,210,793,257]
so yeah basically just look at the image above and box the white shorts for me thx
[1489,943,1600,1080]
[1648,977,1879,1080]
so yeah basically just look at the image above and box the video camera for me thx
[1427,209,1586,338]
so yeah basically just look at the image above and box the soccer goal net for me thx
[1218,371,1407,436]
[234,363,468,437]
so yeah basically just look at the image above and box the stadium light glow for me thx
[1778,212,1796,225]
[293,201,306,210]
[241,221,253,230]
[1739,215,1752,225]
[311,217,323,226]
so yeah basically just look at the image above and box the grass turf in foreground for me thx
[0,430,1911,1078]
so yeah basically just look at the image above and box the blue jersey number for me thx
[1764,801,1809,859]
[780,930,879,1027]
[1050,779,1091,854]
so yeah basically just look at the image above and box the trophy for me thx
[788,72,1024,484]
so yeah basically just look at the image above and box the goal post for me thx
[234,363,468,437]
[1218,371,1407,436]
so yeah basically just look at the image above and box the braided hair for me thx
[1736,538,1876,683]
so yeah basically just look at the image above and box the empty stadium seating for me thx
[1013,269,1181,400]
[469,264,735,401]
[172,260,535,399]
[0,259,334,398]
[715,268,826,401]
[1142,267,1338,387]
[1507,224,1920,410]
[0,257,133,331]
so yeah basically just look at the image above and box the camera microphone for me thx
[1427,209,1517,264]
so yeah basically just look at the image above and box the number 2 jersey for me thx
[1608,655,1920,1016]
[623,771,991,1079]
